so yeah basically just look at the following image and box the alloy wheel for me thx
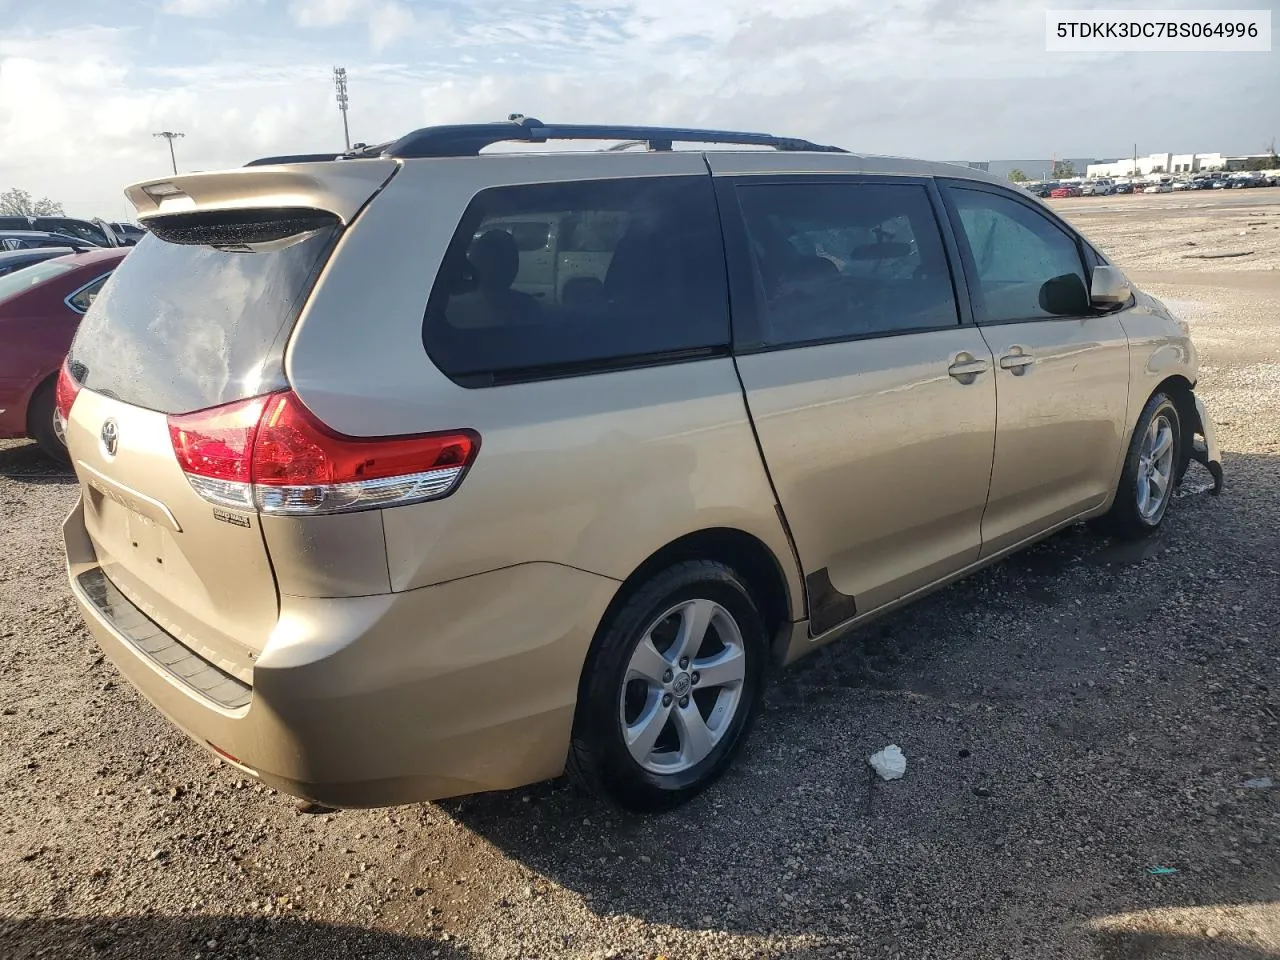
[618,598,747,774]
[1136,412,1175,521]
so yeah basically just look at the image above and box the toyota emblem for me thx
[100,418,119,457]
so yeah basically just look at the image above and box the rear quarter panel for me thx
[283,154,803,615]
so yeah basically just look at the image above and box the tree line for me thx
[1007,161,1075,183]
[0,188,66,217]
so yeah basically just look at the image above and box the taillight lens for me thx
[168,395,268,509]
[53,359,82,441]
[167,391,478,516]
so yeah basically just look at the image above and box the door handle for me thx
[947,355,990,382]
[999,353,1035,373]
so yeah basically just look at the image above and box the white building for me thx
[1087,152,1227,178]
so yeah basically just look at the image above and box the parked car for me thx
[1081,179,1114,196]
[0,248,128,459]
[0,230,100,252]
[58,119,1222,812]
[1142,182,1172,194]
[0,246,84,278]
[0,216,117,247]
[108,222,146,245]
[1113,181,1134,195]
[1050,184,1077,198]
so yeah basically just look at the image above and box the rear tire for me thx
[1100,392,1181,540]
[27,378,68,465]
[568,560,768,812]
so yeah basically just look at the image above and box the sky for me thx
[0,0,1276,219]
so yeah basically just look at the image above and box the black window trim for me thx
[422,173,733,389]
[63,271,114,315]
[713,173,973,356]
[937,178,1115,326]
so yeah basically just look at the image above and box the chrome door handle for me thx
[999,353,1035,373]
[947,357,989,382]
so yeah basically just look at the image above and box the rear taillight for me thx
[168,395,267,509]
[167,391,478,516]
[53,360,82,441]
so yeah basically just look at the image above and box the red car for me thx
[0,248,128,459]
[1050,185,1080,198]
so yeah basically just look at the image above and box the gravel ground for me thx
[1048,189,1280,273]
[2,192,1278,960]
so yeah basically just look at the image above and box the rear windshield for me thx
[0,260,74,304]
[69,211,339,415]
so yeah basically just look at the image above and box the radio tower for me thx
[333,67,351,151]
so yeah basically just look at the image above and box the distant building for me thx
[1223,154,1278,171]
[1085,152,1250,177]
[936,151,1275,182]
[940,159,1097,181]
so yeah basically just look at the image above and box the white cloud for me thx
[288,0,369,28]
[288,0,418,53]
[368,1,416,53]
[0,1,1273,218]
[162,0,240,15]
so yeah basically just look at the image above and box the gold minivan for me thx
[59,120,1222,811]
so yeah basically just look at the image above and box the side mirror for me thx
[1038,272,1090,315]
[1090,264,1132,307]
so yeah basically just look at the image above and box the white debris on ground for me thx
[868,744,907,781]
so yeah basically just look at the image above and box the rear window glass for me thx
[69,212,339,415]
[423,176,729,386]
[0,260,74,304]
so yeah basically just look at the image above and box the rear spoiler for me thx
[124,160,399,225]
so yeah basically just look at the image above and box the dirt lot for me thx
[2,191,1278,960]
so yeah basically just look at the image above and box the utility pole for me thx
[1133,142,1138,178]
[333,66,351,151]
[153,131,184,175]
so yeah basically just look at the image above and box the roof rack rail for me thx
[244,152,344,167]
[242,118,845,167]
[377,116,846,159]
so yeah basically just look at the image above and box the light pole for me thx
[333,66,351,151]
[153,131,184,175]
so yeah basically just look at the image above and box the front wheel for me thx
[568,560,768,812]
[1100,392,1181,540]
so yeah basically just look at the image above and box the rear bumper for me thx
[64,497,620,807]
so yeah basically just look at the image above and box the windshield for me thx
[69,214,339,414]
[0,259,74,304]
